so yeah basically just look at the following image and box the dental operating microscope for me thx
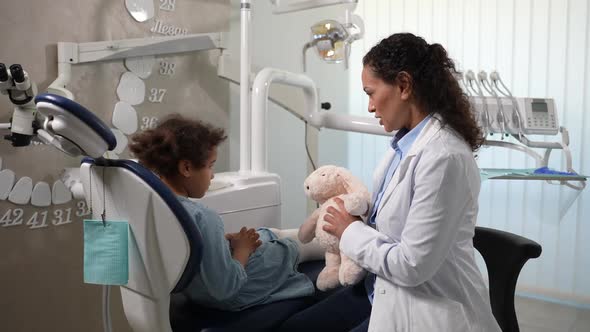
[0,63,39,147]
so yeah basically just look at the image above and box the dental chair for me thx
[35,93,325,332]
[473,226,542,332]
[79,156,324,332]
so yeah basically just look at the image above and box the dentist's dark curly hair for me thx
[363,33,484,151]
[129,114,226,178]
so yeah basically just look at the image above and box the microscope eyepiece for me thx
[9,64,25,83]
[0,63,8,82]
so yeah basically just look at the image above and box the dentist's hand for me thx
[323,197,361,240]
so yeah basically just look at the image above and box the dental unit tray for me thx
[481,125,586,190]
[480,168,588,182]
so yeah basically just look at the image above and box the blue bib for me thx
[83,220,129,285]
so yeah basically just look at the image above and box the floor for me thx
[515,296,590,332]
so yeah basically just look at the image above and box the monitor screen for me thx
[531,101,548,113]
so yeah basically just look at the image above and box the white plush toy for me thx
[299,165,371,291]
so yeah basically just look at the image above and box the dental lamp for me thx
[268,0,363,72]
[303,20,348,69]
[302,13,364,72]
[0,63,39,147]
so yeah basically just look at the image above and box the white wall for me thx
[346,0,590,306]
[225,0,352,228]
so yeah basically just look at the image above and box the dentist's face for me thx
[362,65,409,132]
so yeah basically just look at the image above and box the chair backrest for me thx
[35,93,117,158]
[34,93,204,332]
[473,226,542,332]
[80,158,204,332]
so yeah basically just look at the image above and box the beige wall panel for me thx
[0,1,230,331]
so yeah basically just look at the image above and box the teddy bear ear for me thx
[338,169,353,193]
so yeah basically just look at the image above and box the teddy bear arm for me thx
[298,209,320,243]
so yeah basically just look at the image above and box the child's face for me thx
[185,147,217,198]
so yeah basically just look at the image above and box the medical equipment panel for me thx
[521,98,558,135]
[470,96,559,136]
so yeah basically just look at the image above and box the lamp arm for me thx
[302,41,316,72]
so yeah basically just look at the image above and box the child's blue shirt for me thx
[177,196,314,311]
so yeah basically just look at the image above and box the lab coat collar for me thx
[406,113,443,157]
[393,113,432,156]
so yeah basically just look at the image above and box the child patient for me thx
[128,114,314,311]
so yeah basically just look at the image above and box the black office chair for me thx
[473,226,542,332]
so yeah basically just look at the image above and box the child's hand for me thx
[229,227,262,266]
[225,228,258,243]
[230,227,262,252]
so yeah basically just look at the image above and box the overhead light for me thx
[305,20,349,64]
[266,0,363,71]
[302,15,364,71]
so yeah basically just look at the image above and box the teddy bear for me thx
[298,165,371,291]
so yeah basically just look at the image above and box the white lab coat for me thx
[340,115,501,332]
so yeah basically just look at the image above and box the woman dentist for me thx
[295,33,501,331]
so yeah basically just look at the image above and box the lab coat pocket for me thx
[411,292,471,332]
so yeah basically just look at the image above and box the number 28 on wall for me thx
[159,0,176,12]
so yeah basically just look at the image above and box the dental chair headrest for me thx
[82,157,203,293]
[35,93,116,158]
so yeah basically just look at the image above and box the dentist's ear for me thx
[396,71,413,101]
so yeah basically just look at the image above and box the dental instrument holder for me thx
[463,70,587,190]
